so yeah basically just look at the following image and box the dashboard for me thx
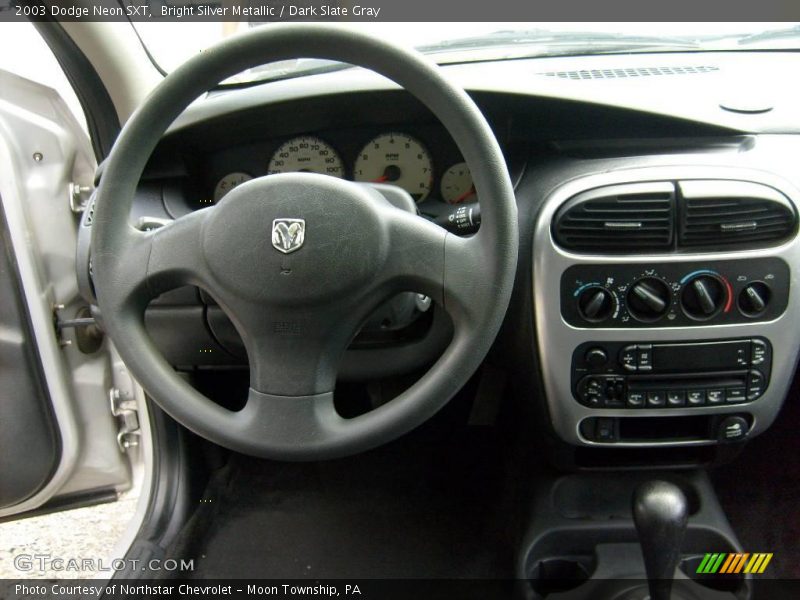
[80,49,800,467]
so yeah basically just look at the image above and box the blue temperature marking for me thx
[573,282,601,297]
[679,269,718,285]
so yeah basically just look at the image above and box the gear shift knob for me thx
[633,480,689,600]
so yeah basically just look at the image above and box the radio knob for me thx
[627,278,671,322]
[585,347,608,368]
[578,287,614,322]
[681,274,725,320]
[738,282,771,317]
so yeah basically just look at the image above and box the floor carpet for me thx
[179,425,519,581]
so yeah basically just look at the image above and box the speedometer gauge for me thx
[267,136,344,178]
[213,172,252,202]
[354,133,433,202]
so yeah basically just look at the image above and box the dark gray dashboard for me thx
[79,50,800,458]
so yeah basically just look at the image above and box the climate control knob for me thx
[577,286,614,322]
[627,278,671,322]
[738,281,771,317]
[681,274,726,320]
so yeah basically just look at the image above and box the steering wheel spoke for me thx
[442,233,493,328]
[146,208,217,298]
[379,204,491,331]
[99,208,217,314]
[230,297,370,397]
[379,206,448,303]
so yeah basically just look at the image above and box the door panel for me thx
[0,68,134,518]
[0,206,60,508]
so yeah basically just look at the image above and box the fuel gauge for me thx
[440,162,475,204]
[213,172,252,203]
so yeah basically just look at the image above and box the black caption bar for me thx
[3,579,800,600]
[2,580,517,600]
[2,0,800,22]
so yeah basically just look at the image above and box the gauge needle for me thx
[372,164,402,183]
[452,186,475,204]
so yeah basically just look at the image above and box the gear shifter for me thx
[632,480,689,600]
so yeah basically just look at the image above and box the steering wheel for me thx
[91,25,518,460]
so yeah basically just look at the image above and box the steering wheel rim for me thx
[91,24,518,460]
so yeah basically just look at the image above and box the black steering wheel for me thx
[91,24,518,460]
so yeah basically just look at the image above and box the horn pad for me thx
[202,173,389,305]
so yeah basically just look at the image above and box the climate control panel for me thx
[561,258,789,328]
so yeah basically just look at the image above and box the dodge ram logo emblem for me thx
[271,218,306,254]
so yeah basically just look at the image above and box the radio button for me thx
[687,390,706,406]
[619,346,638,371]
[747,370,765,400]
[726,387,747,403]
[605,380,625,408]
[751,339,767,365]
[637,344,653,371]
[585,347,608,368]
[579,377,604,407]
[646,391,666,407]
[707,389,725,405]
[627,391,645,407]
[666,391,686,407]
[736,347,748,367]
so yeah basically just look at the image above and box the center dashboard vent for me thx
[552,182,675,252]
[678,180,798,249]
[552,179,798,254]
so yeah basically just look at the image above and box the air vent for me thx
[539,65,718,80]
[553,182,675,252]
[679,180,798,249]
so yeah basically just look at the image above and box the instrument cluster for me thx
[207,131,476,207]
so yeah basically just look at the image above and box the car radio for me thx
[571,338,771,409]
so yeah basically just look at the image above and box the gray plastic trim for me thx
[533,165,800,447]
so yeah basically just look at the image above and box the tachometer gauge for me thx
[213,172,252,202]
[440,162,475,204]
[267,136,344,178]
[354,133,433,202]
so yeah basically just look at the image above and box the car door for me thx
[0,68,138,520]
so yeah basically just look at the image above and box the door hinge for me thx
[69,182,93,213]
[53,304,104,352]
[109,387,141,452]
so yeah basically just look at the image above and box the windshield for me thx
[131,22,800,85]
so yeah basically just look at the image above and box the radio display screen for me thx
[653,340,749,372]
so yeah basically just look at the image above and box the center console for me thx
[518,471,749,600]
[533,166,800,448]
